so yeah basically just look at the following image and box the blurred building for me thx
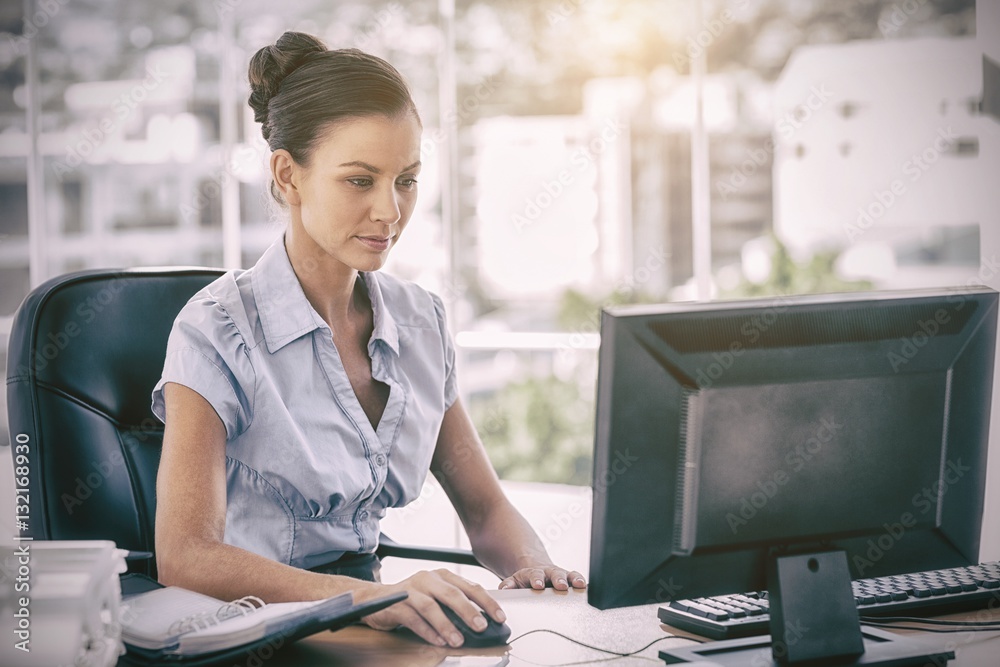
[0,44,281,310]
[0,38,277,454]
[635,70,774,292]
[469,114,610,301]
[464,70,775,309]
[772,35,999,289]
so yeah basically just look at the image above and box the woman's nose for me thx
[370,185,401,225]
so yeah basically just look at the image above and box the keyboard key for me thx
[726,597,767,611]
[703,602,733,615]
[685,602,729,620]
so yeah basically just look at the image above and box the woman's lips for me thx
[357,236,392,251]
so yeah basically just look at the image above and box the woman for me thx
[151,31,585,649]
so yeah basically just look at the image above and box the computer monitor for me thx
[588,286,998,662]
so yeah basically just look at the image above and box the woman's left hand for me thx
[498,565,587,591]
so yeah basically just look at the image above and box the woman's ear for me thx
[270,150,301,206]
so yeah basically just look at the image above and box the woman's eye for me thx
[397,177,418,189]
[347,178,373,188]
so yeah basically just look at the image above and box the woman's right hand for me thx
[354,569,506,647]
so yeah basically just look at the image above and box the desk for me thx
[271,588,1000,666]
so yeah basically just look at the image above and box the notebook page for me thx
[121,587,227,650]
[175,593,354,655]
[175,600,318,653]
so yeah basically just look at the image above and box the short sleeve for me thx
[430,293,459,410]
[151,292,255,440]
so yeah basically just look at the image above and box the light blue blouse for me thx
[151,237,458,570]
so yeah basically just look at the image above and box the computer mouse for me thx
[440,605,512,648]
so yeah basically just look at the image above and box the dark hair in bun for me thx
[248,31,419,203]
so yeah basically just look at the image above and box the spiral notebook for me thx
[119,581,407,665]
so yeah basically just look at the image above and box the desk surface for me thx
[271,588,1000,666]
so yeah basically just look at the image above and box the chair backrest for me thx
[6,268,224,576]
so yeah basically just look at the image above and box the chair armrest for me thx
[376,534,481,567]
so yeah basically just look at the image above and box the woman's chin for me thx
[350,252,390,273]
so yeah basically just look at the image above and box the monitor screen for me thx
[588,286,998,610]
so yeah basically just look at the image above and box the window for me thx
[3,1,986,581]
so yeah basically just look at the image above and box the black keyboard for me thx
[658,561,1000,640]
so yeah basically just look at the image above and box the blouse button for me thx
[358,510,369,521]
[375,454,387,467]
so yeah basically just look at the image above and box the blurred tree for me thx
[469,374,594,485]
[556,285,656,330]
[723,235,873,298]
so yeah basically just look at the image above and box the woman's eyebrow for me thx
[338,160,422,174]
[338,160,381,173]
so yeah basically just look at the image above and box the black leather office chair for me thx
[6,268,478,579]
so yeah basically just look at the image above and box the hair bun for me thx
[248,31,327,129]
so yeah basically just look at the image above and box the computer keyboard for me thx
[658,561,1000,640]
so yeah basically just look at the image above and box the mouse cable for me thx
[504,628,705,666]
[861,619,1000,634]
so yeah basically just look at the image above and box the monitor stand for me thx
[659,550,955,666]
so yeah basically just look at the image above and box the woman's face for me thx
[291,113,422,272]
